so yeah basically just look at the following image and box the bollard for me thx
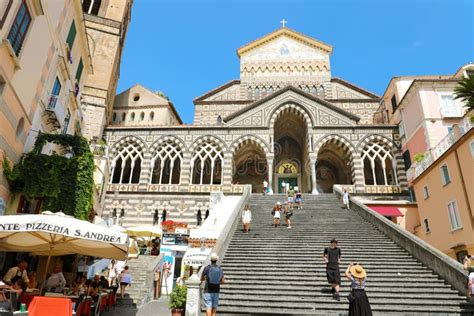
[185,272,201,316]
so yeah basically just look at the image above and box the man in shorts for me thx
[201,253,225,316]
[323,239,342,301]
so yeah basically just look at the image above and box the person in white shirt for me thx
[3,261,29,286]
[242,205,252,233]
[263,180,268,195]
[342,189,350,209]
[115,260,126,276]
[108,259,118,287]
[45,264,66,293]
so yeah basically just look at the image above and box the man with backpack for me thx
[201,253,225,316]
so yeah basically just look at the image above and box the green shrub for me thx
[169,285,187,310]
[2,133,94,220]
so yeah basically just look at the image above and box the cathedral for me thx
[102,27,406,226]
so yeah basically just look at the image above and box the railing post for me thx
[185,272,201,316]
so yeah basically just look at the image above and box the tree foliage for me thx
[454,75,474,111]
[2,133,94,220]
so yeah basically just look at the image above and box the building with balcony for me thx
[0,1,92,214]
[377,63,473,186]
[411,121,473,261]
[377,64,473,260]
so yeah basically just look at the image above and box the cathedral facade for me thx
[101,28,406,226]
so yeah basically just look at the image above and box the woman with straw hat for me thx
[345,262,372,316]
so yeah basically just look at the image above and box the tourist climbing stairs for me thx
[216,193,474,315]
[119,256,156,307]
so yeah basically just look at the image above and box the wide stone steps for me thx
[214,193,472,315]
[122,256,157,306]
[219,288,463,300]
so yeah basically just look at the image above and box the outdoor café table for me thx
[28,296,72,316]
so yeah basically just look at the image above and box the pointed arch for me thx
[109,138,144,184]
[191,136,226,185]
[358,135,398,186]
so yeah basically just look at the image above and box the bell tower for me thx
[81,0,133,140]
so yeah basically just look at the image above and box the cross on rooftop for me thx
[280,19,287,28]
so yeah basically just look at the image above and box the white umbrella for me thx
[125,225,162,238]
[0,212,128,259]
[0,212,129,292]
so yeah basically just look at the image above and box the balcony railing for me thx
[42,94,62,130]
[407,118,473,181]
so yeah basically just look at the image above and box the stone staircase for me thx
[217,194,473,315]
[119,256,156,307]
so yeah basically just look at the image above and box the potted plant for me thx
[169,285,187,316]
[413,153,426,163]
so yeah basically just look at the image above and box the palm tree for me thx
[454,75,474,111]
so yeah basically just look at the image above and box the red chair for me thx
[99,293,108,312]
[107,291,115,307]
[19,292,37,308]
[28,296,72,316]
[76,298,91,316]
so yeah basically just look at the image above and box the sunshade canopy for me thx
[369,205,404,217]
[125,225,162,238]
[0,212,128,260]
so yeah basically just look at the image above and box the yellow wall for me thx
[413,131,474,260]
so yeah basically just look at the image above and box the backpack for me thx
[207,265,222,291]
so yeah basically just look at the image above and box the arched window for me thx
[319,84,325,98]
[130,112,135,121]
[110,140,143,184]
[122,113,126,121]
[112,112,117,121]
[140,112,145,121]
[150,112,155,120]
[150,141,182,184]
[191,140,224,185]
[361,140,397,185]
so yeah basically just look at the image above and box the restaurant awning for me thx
[369,205,404,217]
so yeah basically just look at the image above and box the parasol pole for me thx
[39,247,53,294]
[84,256,88,278]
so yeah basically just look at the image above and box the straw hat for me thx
[276,202,281,205]
[210,253,219,262]
[350,264,366,279]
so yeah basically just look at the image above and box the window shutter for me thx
[66,21,76,49]
[75,59,84,82]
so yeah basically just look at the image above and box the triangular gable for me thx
[237,27,333,57]
[194,80,241,103]
[224,86,360,128]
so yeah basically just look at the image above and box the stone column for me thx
[139,152,152,190]
[311,158,318,195]
[352,152,365,193]
[267,157,274,194]
[185,272,201,316]
[222,155,233,185]
[180,151,193,187]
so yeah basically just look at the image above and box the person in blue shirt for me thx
[201,253,225,316]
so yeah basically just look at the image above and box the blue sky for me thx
[117,0,474,124]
